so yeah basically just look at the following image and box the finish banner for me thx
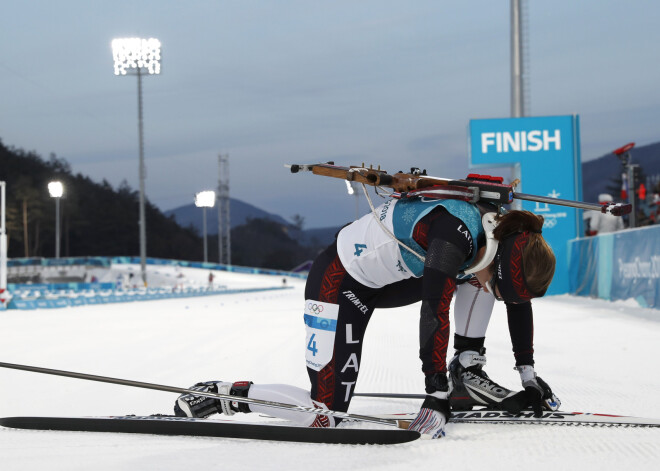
[469,115,582,295]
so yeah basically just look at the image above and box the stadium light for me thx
[195,191,216,263]
[345,181,361,220]
[111,37,161,286]
[112,38,161,76]
[48,181,64,259]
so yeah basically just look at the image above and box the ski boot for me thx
[449,336,516,411]
[174,380,252,418]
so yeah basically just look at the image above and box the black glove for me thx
[500,366,561,416]
[517,365,561,417]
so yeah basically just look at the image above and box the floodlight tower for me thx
[112,37,161,286]
[48,181,64,259]
[195,191,216,263]
[510,0,528,209]
[1,181,7,293]
[511,0,529,118]
[217,154,231,265]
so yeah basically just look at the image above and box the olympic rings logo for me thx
[307,302,324,314]
[543,217,557,229]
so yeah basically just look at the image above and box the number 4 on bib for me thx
[307,334,318,356]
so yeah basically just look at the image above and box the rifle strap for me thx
[361,183,426,263]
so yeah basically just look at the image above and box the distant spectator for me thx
[652,192,660,225]
[589,193,625,234]
[128,273,137,289]
[174,270,185,290]
[583,211,595,236]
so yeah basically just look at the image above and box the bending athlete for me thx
[174,196,560,438]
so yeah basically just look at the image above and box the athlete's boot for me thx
[174,380,252,418]
[449,335,517,411]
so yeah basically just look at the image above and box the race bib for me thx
[303,300,339,372]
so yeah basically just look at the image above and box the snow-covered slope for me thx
[1,268,659,470]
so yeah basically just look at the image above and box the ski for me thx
[0,415,420,445]
[0,362,404,428]
[372,410,660,428]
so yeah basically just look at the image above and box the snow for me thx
[1,266,659,470]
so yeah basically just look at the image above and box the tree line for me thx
[0,140,320,269]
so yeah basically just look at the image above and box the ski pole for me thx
[354,392,426,399]
[0,361,403,428]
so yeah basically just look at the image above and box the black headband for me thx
[494,231,544,303]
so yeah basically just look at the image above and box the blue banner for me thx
[7,282,115,292]
[469,115,582,295]
[569,225,660,309]
[8,256,308,279]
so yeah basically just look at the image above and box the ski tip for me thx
[389,429,421,443]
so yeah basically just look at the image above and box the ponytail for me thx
[493,211,555,298]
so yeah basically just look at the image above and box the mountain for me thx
[164,198,291,235]
[165,198,341,248]
[582,141,660,202]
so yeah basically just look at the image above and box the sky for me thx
[1,0,659,228]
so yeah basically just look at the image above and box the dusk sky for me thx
[1,1,658,227]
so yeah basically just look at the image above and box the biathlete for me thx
[174,196,560,438]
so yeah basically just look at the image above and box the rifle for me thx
[287,162,631,216]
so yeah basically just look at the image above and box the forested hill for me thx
[0,140,203,260]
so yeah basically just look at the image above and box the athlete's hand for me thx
[407,394,450,439]
[517,365,561,417]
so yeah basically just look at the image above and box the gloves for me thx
[408,373,451,438]
[500,366,561,416]
[516,365,561,417]
[407,393,451,439]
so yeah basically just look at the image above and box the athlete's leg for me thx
[304,242,379,418]
[450,279,516,410]
[175,242,380,426]
[373,276,423,308]
[246,383,331,426]
[453,278,494,338]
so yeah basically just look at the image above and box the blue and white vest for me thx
[336,198,483,288]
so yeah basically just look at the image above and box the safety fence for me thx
[5,256,308,278]
[1,256,305,310]
[568,224,660,309]
[6,286,289,310]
